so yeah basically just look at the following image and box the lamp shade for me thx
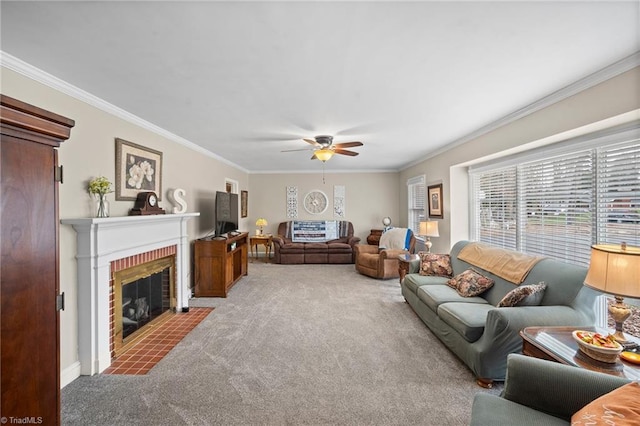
[584,244,640,299]
[314,149,334,162]
[418,220,439,237]
[255,218,268,227]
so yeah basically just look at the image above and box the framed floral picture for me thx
[115,138,163,201]
[428,183,443,219]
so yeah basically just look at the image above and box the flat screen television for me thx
[215,191,239,236]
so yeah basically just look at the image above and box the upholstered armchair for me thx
[355,228,416,279]
[471,354,633,425]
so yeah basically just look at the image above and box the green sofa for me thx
[471,354,631,425]
[401,240,597,386]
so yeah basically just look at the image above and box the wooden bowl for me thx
[572,330,622,363]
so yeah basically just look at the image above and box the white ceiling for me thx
[1,1,639,173]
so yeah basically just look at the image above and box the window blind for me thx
[407,175,425,235]
[519,150,594,265]
[596,139,640,247]
[471,166,517,249]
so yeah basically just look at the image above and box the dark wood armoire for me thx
[1,95,75,425]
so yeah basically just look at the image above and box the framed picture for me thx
[241,190,248,218]
[428,183,443,219]
[115,138,163,201]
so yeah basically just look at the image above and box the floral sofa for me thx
[401,240,597,387]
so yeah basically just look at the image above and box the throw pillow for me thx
[419,253,453,277]
[571,382,640,425]
[497,282,547,307]
[448,269,494,297]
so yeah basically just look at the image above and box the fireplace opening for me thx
[113,255,176,357]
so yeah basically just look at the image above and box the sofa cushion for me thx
[279,243,306,252]
[448,269,495,297]
[305,242,329,252]
[470,393,569,426]
[417,285,488,312]
[571,382,640,426]
[418,253,453,277]
[437,302,495,343]
[498,282,547,307]
[327,242,352,253]
[403,274,450,295]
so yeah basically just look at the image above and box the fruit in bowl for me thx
[572,330,623,363]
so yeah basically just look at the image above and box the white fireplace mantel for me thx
[62,213,199,375]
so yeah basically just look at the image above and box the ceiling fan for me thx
[281,135,363,162]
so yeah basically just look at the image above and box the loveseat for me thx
[471,354,633,425]
[273,221,361,264]
[401,240,597,386]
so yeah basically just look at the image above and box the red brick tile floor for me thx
[103,307,213,375]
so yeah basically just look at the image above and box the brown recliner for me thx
[354,228,416,279]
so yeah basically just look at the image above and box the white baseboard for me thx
[61,361,82,389]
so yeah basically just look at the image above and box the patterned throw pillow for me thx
[572,382,640,425]
[419,253,453,277]
[447,269,494,297]
[497,282,547,307]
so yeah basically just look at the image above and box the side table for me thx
[250,234,273,261]
[520,326,640,380]
[397,253,420,284]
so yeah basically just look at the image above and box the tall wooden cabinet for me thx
[194,232,248,297]
[1,95,75,425]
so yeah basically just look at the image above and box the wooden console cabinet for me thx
[194,232,248,297]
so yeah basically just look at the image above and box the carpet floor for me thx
[62,263,502,425]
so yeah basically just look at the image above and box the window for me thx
[471,167,517,249]
[407,175,425,235]
[470,126,640,267]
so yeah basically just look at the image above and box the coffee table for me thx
[520,326,640,380]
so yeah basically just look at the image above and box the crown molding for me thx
[401,51,640,171]
[0,51,249,174]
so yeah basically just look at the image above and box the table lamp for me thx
[418,220,439,253]
[382,217,392,231]
[584,242,640,344]
[255,218,267,235]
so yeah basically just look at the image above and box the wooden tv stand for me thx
[194,232,248,297]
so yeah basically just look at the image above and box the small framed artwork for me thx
[428,183,443,219]
[241,190,248,218]
[115,138,163,201]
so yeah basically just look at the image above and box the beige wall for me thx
[400,66,640,254]
[1,67,250,383]
[248,172,400,242]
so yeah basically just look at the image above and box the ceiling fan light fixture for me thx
[315,148,335,162]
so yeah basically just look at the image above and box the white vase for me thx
[96,193,110,218]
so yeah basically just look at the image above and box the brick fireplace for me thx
[110,246,176,358]
[62,213,198,376]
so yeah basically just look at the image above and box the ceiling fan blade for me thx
[281,148,314,152]
[310,153,318,160]
[334,149,359,156]
[303,138,320,146]
[333,141,363,149]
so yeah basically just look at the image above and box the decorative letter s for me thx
[172,188,187,214]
